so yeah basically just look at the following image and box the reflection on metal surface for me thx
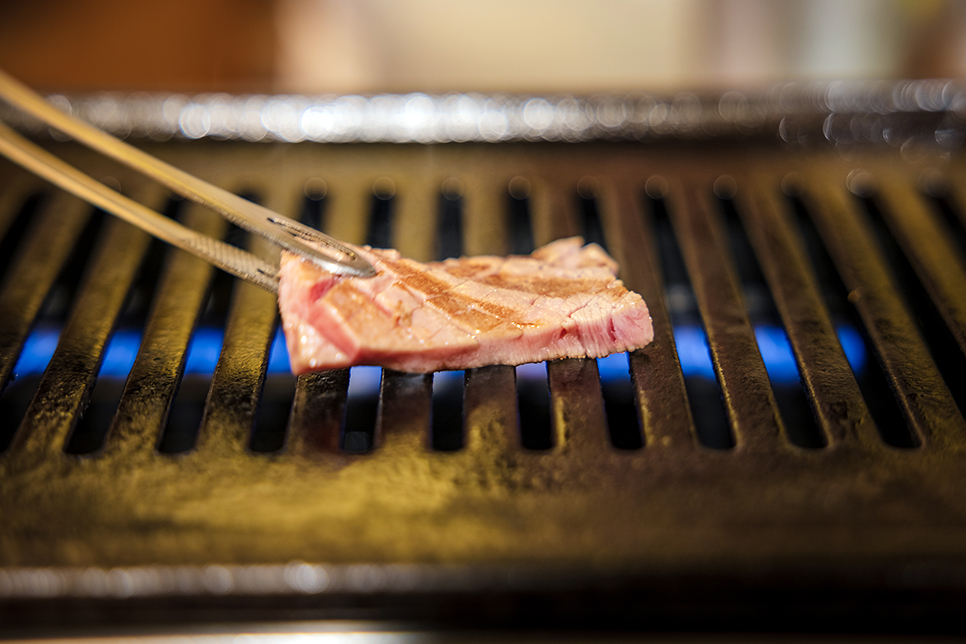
[1,79,963,145]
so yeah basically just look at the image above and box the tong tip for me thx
[266,214,378,278]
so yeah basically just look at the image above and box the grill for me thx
[2,83,966,635]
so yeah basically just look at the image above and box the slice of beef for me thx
[278,237,653,374]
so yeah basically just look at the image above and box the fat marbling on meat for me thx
[278,237,653,374]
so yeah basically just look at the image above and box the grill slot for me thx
[874,179,966,358]
[506,177,535,255]
[0,190,90,440]
[517,362,552,450]
[648,192,732,449]
[927,187,966,264]
[860,190,966,418]
[736,180,875,449]
[342,366,379,453]
[193,186,287,458]
[436,183,464,260]
[0,191,43,283]
[299,178,328,231]
[599,352,644,450]
[722,187,824,449]
[366,179,394,249]
[803,179,966,448]
[668,180,783,450]
[249,334,297,454]
[576,179,607,249]
[783,191,909,447]
[430,370,465,451]
[66,199,183,456]
[121,202,225,456]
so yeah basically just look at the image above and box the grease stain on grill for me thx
[785,193,915,448]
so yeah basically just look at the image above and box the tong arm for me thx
[0,68,376,279]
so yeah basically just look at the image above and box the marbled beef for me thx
[278,237,653,374]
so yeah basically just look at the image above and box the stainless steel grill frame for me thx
[2,89,966,632]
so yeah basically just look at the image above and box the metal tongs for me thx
[0,69,376,294]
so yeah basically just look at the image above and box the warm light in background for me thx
[0,0,962,93]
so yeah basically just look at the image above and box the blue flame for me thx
[12,323,867,388]
[670,324,866,384]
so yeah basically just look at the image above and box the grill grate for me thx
[2,126,966,628]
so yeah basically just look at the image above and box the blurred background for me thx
[0,0,964,95]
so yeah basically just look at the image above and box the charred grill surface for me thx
[2,134,966,631]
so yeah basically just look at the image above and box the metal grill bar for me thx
[461,175,507,258]
[668,181,784,451]
[534,177,577,245]
[0,192,90,396]
[393,175,437,262]
[547,358,608,453]
[874,179,966,356]
[602,179,694,451]
[104,204,224,458]
[287,369,349,457]
[8,179,160,464]
[527,173,612,455]
[803,178,966,449]
[458,173,520,454]
[464,365,518,453]
[378,370,433,451]
[281,168,355,458]
[194,187,287,457]
[737,178,879,450]
[0,169,39,246]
